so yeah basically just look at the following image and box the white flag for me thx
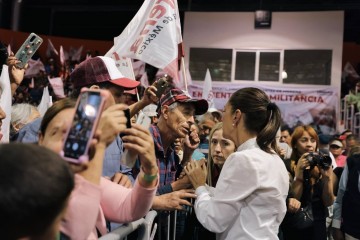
[60,45,65,66]
[203,69,216,110]
[139,72,149,88]
[48,77,65,98]
[46,39,59,57]
[108,52,135,79]
[71,45,83,62]
[106,0,183,83]
[343,62,360,79]
[0,65,12,142]
[25,59,45,78]
[37,86,52,117]
[7,44,12,55]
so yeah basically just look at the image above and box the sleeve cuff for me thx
[195,185,208,196]
[157,183,173,195]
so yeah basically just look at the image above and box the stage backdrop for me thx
[189,83,339,135]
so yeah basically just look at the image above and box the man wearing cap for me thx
[68,56,162,180]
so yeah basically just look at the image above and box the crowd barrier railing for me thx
[99,210,158,240]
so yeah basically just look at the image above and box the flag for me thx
[109,52,135,79]
[46,39,59,57]
[106,0,183,83]
[139,72,149,88]
[37,86,52,117]
[60,45,65,66]
[343,62,360,79]
[7,44,12,55]
[133,60,145,78]
[48,77,65,98]
[29,78,35,88]
[70,45,83,62]
[203,69,216,110]
[0,65,11,142]
[24,59,45,78]
[178,66,193,89]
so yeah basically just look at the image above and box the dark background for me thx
[1,0,360,42]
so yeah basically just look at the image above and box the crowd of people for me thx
[0,40,360,240]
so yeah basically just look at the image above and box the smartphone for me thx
[124,108,131,129]
[15,33,43,68]
[62,88,107,164]
[121,110,151,168]
[154,75,169,98]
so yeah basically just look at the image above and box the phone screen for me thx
[63,91,102,159]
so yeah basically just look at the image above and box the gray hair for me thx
[11,103,37,126]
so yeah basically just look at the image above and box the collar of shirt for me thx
[237,137,258,152]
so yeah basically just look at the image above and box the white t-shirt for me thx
[194,137,289,240]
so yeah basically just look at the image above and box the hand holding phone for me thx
[62,88,108,164]
[121,110,151,167]
[153,75,170,98]
[15,33,43,68]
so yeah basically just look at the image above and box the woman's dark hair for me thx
[40,98,76,135]
[228,87,281,153]
[0,143,74,239]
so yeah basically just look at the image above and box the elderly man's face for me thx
[166,103,196,139]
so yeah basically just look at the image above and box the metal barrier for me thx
[99,210,158,240]
[353,112,360,136]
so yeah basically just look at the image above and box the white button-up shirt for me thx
[194,138,289,240]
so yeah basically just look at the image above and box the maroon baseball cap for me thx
[159,88,208,115]
[70,56,140,89]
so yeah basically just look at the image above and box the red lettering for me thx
[150,5,166,19]
[156,0,175,9]
[140,20,157,35]
[130,38,143,53]
[112,52,120,61]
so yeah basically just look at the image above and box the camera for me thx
[306,152,332,170]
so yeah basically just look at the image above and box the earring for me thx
[232,123,235,127]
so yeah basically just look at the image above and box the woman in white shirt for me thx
[185,87,289,240]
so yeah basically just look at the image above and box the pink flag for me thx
[46,39,59,57]
[48,77,65,98]
[106,0,183,83]
[60,45,65,66]
[24,59,45,78]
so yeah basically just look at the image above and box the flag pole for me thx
[128,59,140,102]
[181,57,188,92]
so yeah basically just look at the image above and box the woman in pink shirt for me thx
[38,98,159,239]
[329,138,346,167]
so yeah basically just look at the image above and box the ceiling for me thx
[1,0,360,42]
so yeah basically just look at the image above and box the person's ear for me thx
[12,122,20,132]
[38,132,44,146]
[162,105,170,120]
[233,109,242,126]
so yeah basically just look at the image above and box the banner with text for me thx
[189,83,339,135]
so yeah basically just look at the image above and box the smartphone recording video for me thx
[63,90,105,163]
[154,75,169,98]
